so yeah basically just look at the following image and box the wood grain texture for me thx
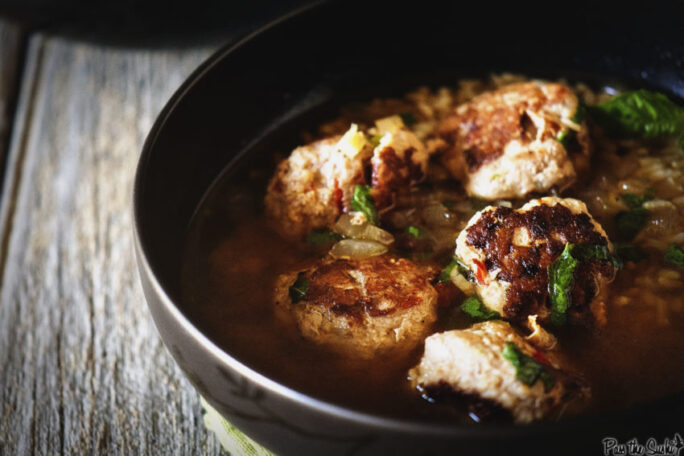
[0,33,225,455]
[0,20,23,183]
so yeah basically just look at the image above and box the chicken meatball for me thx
[370,116,430,209]
[265,125,371,239]
[273,254,438,358]
[438,81,590,200]
[454,197,616,325]
[409,320,589,423]
[265,119,430,239]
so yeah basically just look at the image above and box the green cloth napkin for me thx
[201,397,276,456]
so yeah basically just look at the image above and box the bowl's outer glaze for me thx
[134,1,684,454]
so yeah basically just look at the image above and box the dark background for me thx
[0,0,313,45]
[0,0,682,55]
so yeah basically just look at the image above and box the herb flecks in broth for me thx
[182,75,684,424]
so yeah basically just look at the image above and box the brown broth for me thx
[182,197,475,423]
[181,80,684,423]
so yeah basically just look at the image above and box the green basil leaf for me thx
[589,89,684,142]
[369,134,383,147]
[306,229,343,245]
[622,189,656,208]
[548,243,622,325]
[539,370,556,391]
[440,258,473,283]
[615,207,649,240]
[288,275,309,303]
[557,102,586,147]
[460,296,500,321]
[573,100,587,123]
[614,243,648,263]
[664,243,684,267]
[572,244,623,269]
[556,129,576,147]
[406,225,426,238]
[622,193,648,208]
[548,244,578,326]
[502,342,555,390]
[351,185,378,225]
[616,189,653,240]
[439,259,458,283]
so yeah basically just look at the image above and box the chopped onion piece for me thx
[421,203,458,227]
[337,123,369,158]
[643,199,677,211]
[334,213,394,245]
[451,270,475,295]
[348,211,368,225]
[329,239,388,259]
[375,115,404,134]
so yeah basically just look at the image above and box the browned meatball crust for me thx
[409,321,590,423]
[438,82,590,200]
[265,121,430,239]
[454,198,616,325]
[265,133,367,239]
[274,255,438,358]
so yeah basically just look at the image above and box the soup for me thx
[181,74,684,424]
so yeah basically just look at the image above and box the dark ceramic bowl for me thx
[133,1,684,454]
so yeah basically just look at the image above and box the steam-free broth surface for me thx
[181,76,684,423]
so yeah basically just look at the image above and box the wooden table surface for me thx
[0,20,229,454]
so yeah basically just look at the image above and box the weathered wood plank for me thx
[0,34,224,454]
[0,20,23,189]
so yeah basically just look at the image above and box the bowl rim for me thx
[133,0,684,439]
